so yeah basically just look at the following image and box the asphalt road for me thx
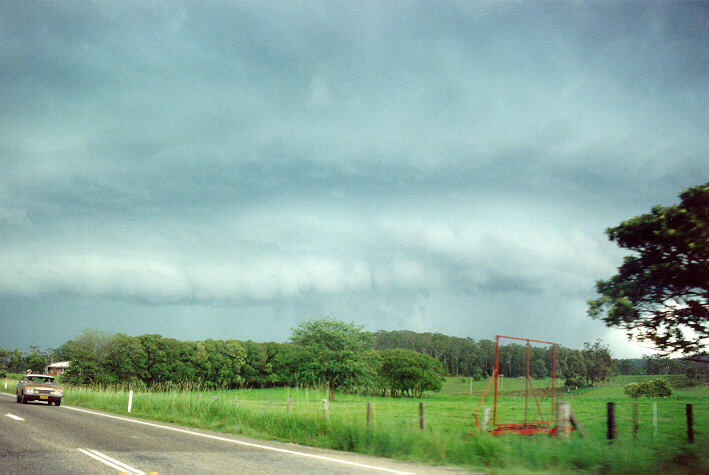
[0,393,468,474]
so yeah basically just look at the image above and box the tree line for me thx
[373,330,616,386]
[3,321,704,396]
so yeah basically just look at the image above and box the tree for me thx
[624,383,641,398]
[639,378,672,398]
[291,318,372,401]
[582,339,614,385]
[588,182,709,359]
[379,349,445,397]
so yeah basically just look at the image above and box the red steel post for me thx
[493,335,500,426]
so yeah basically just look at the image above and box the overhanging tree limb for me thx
[588,182,709,358]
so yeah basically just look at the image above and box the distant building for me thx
[45,361,71,375]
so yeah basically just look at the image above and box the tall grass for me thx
[4,375,707,472]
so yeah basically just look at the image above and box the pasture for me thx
[3,374,707,472]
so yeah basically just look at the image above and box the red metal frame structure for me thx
[474,335,557,435]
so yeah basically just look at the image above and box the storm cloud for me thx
[1,1,707,355]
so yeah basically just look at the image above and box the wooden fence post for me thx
[481,406,491,433]
[419,402,425,430]
[366,402,372,427]
[556,401,570,439]
[686,404,694,443]
[287,397,292,414]
[569,410,585,437]
[607,402,616,442]
[633,403,639,439]
[128,390,133,413]
[322,399,329,419]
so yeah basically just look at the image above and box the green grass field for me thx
[3,374,707,472]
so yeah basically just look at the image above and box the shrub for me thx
[379,349,445,397]
[564,377,586,388]
[639,378,672,398]
[624,382,641,398]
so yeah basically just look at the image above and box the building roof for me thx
[47,361,71,368]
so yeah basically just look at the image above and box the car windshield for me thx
[28,376,55,384]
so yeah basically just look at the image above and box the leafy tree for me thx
[531,358,548,378]
[24,346,50,373]
[639,378,672,398]
[560,349,586,382]
[582,339,614,385]
[103,333,148,383]
[291,318,372,400]
[588,182,709,359]
[379,349,445,397]
[624,382,641,398]
[56,329,111,362]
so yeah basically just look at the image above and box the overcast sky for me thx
[1,1,707,357]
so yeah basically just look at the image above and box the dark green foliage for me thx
[639,378,673,398]
[378,349,445,397]
[624,382,641,398]
[0,346,51,374]
[58,330,246,389]
[581,339,615,385]
[564,377,587,388]
[589,182,709,358]
[291,318,373,400]
[624,378,673,398]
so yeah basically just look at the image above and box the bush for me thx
[624,382,641,398]
[379,349,445,397]
[564,377,586,388]
[639,378,672,398]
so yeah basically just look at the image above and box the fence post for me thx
[652,402,657,439]
[128,390,133,413]
[419,402,425,430]
[556,401,570,439]
[367,402,372,427]
[287,397,292,414]
[481,406,491,433]
[322,399,329,419]
[607,402,616,442]
[686,404,694,443]
[633,403,639,439]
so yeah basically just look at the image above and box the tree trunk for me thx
[328,382,336,401]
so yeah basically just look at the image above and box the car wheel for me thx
[55,400,61,407]
[16,393,20,403]
[20,394,27,404]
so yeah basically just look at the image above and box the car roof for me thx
[26,374,55,379]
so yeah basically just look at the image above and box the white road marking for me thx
[6,413,24,421]
[78,448,145,474]
[0,392,411,473]
[63,405,412,474]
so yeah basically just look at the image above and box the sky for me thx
[1,1,707,358]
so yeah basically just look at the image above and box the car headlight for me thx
[51,390,63,396]
[24,388,35,395]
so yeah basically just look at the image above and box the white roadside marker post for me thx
[128,390,133,413]
[653,402,658,439]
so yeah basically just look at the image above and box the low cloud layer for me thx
[1,1,707,355]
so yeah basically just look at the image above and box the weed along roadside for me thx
[5,375,706,472]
